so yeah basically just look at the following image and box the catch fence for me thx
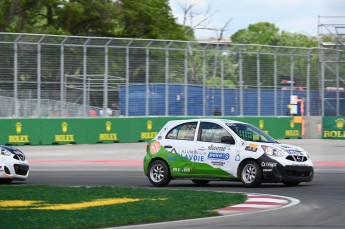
[0,32,344,118]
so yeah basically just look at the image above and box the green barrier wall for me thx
[0,117,301,145]
[322,116,345,139]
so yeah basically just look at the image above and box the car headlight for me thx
[261,145,285,157]
[304,150,310,158]
[1,148,13,156]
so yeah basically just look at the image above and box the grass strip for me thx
[0,185,246,229]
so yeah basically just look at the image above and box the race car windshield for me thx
[226,123,277,143]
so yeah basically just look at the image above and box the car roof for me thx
[166,118,246,125]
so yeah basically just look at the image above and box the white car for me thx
[0,146,29,184]
[144,119,314,187]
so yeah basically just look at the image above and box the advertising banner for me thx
[0,117,302,145]
[40,119,88,145]
[322,116,345,139]
[0,119,42,145]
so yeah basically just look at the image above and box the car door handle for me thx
[164,145,172,149]
[197,147,206,151]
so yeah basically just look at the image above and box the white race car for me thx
[144,119,314,187]
[0,146,29,184]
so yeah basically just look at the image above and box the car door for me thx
[161,121,198,177]
[193,121,237,179]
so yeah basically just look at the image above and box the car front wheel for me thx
[0,179,13,184]
[148,160,171,187]
[241,160,262,187]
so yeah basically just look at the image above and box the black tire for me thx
[0,179,13,184]
[283,181,300,186]
[191,179,210,186]
[148,160,171,187]
[240,160,262,187]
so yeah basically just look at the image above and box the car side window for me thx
[166,122,198,141]
[199,122,231,143]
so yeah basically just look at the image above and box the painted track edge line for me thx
[104,193,300,229]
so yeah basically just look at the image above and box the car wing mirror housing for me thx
[221,136,235,145]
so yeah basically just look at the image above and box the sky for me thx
[169,0,345,40]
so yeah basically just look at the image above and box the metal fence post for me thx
[184,44,188,116]
[274,48,278,116]
[83,38,90,117]
[145,41,153,116]
[221,47,225,116]
[336,51,340,116]
[104,39,112,118]
[60,37,67,117]
[239,49,243,116]
[257,52,261,116]
[37,35,45,117]
[320,50,325,116]
[306,52,311,116]
[125,40,133,117]
[202,46,207,116]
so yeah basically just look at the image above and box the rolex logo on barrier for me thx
[106,121,111,132]
[55,122,75,142]
[62,122,68,133]
[99,121,118,141]
[285,119,299,137]
[16,122,22,134]
[323,117,345,138]
[259,120,264,129]
[147,120,152,131]
[335,118,344,129]
[8,122,29,143]
[258,119,269,135]
[290,119,295,128]
[141,120,157,139]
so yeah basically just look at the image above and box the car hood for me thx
[272,143,304,152]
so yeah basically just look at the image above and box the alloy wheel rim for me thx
[150,164,165,182]
[243,164,256,183]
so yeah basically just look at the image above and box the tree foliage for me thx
[0,0,188,40]
[231,22,317,47]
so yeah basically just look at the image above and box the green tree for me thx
[0,0,189,40]
[278,31,317,47]
[231,22,280,45]
[119,0,187,40]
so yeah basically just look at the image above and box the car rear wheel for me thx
[148,160,171,187]
[241,160,262,187]
[191,179,210,186]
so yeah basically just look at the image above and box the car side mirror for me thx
[221,136,235,145]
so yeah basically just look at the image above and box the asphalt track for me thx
[16,139,345,229]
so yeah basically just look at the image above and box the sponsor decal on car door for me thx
[193,121,237,177]
[194,141,236,177]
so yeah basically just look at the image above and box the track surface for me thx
[16,139,345,229]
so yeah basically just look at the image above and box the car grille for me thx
[13,164,29,176]
[286,155,308,162]
[285,165,313,177]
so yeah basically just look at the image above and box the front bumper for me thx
[0,163,29,180]
[258,154,313,183]
[263,164,314,183]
